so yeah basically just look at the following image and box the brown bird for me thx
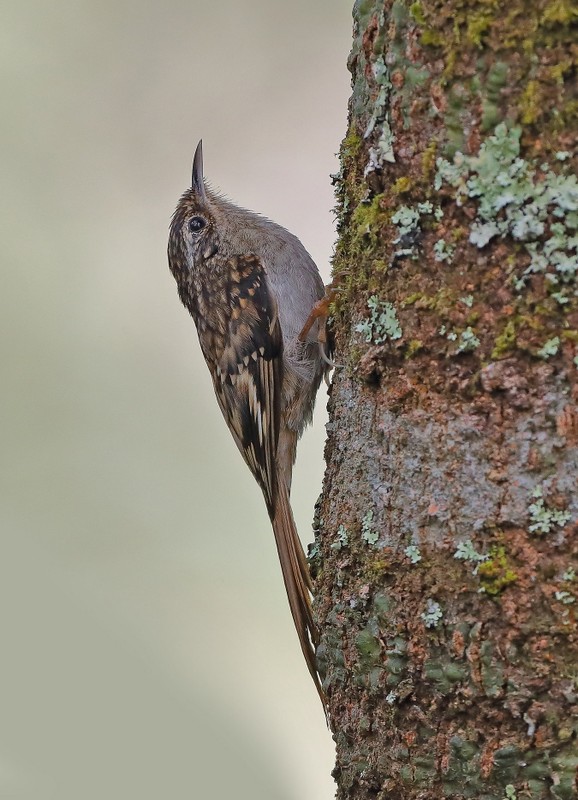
[167,142,328,709]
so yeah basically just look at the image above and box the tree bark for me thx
[313,1,578,798]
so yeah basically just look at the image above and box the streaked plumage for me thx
[167,142,327,710]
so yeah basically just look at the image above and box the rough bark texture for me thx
[312,1,578,798]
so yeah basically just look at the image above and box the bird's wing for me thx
[209,254,283,513]
[203,254,326,711]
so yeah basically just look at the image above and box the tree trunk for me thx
[313,1,578,798]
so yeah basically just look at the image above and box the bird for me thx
[167,141,329,710]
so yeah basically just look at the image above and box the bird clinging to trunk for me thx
[167,141,328,711]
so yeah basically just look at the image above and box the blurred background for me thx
[0,1,351,798]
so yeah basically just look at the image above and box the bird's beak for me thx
[191,140,206,200]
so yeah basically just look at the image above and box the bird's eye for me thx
[189,216,206,233]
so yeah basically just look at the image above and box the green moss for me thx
[342,128,362,160]
[346,344,363,370]
[365,559,392,580]
[401,291,425,307]
[449,225,468,242]
[520,80,543,125]
[541,0,578,25]
[441,46,458,83]
[340,0,578,353]
[405,338,424,357]
[409,1,426,25]
[477,546,518,595]
[491,319,517,358]
[341,193,390,290]
[466,13,494,47]
[421,140,438,180]
[369,259,389,275]
[419,28,444,47]
[392,176,413,194]
[408,287,457,315]
[549,58,574,83]
[560,98,578,126]
[351,194,386,241]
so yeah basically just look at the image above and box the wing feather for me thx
[209,255,282,512]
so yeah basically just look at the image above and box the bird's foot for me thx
[298,284,341,371]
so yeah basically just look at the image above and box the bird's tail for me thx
[270,479,326,712]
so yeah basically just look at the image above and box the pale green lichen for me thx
[457,327,481,353]
[537,336,560,358]
[435,123,578,290]
[562,567,576,581]
[331,524,349,551]
[433,238,455,262]
[528,485,571,534]
[356,296,402,343]
[438,324,454,337]
[551,290,570,304]
[392,205,421,237]
[439,325,480,353]
[404,544,422,563]
[308,540,320,560]
[392,201,433,238]
[503,786,517,800]
[454,539,488,573]
[364,56,396,173]
[555,590,576,605]
[460,294,474,307]
[391,201,438,258]
[422,599,443,628]
[361,510,379,545]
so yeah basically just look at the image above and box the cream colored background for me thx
[1,2,352,799]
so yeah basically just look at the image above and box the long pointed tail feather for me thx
[270,479,326,713]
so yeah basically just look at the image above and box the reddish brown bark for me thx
[314,2,578,798]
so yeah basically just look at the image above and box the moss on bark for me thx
[316,1,578,797]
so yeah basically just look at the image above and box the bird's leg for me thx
[298,284,340,369]
[298,285,336,343]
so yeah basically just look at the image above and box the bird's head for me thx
[168,140,220,281]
